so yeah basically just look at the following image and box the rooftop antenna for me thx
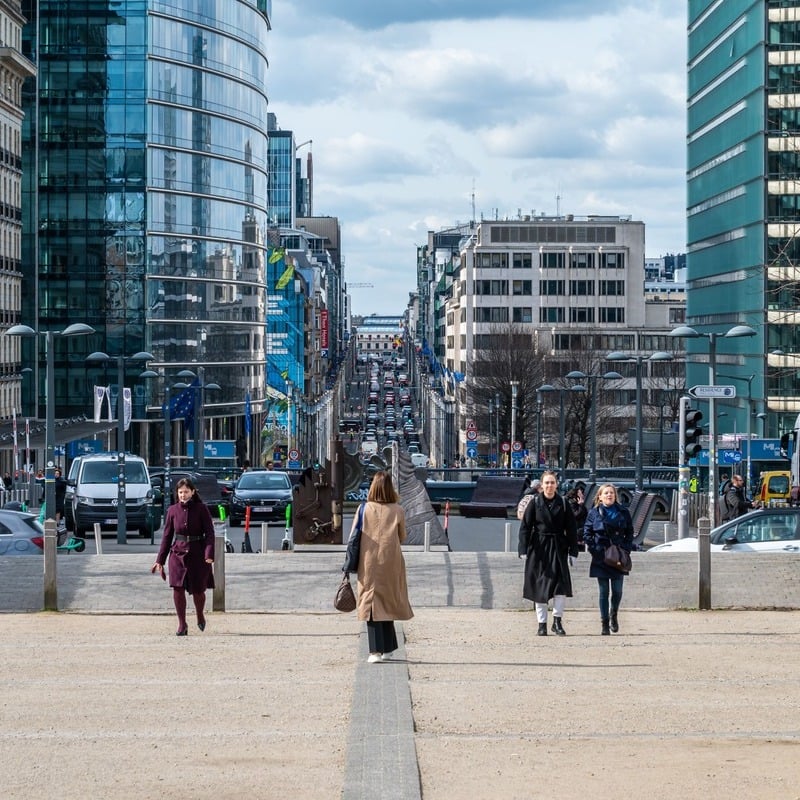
[471,179,476,224]
[555,191,561,217]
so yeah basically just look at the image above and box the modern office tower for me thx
[20,1,272,463]
[687,1,800,437]
[0,0,34,427]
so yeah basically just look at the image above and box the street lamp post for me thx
[510,381,519,474]
[176,368,221,470]
[606,351,674,491]
[670,324,757,525]
[535,389,543,469]
[6,324,95,520]
[87,351,154,544]
[718,372,755,490]
[488,399,494,465]
[494,392,500,467]
[537,385,585,471]
[565,369,623,481]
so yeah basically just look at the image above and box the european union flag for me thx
[168,379,200,437]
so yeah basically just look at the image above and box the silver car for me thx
[0,509,46,555]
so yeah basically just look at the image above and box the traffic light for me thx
[681,398,703,462]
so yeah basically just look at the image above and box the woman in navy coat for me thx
[152,477,215,636]
[583,483,634,636]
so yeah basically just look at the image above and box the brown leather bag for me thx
[603,544,632,573]
[334,573,357,612]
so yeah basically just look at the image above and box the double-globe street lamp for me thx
[87,351,154,544]
[6,323,96,521]
[537,384,586,471]
[176,368,221,470]
[670,324,757,527]
[606,351,674,491]
[565,369,623,481]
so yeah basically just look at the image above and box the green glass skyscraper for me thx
[687,0,800,438]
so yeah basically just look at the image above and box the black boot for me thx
[551,617,566,636]
[537,622,548,636]
[601,620,610,636]
[610,611,619,633]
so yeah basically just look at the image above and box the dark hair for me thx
[175,477,202,502]
[367,470,398,504]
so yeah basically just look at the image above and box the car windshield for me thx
[81,461,149,484]
[238,473,290,490]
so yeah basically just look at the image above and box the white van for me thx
[67,453,160,537]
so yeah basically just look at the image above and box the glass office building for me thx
[21,0,272,458]
[687,1,800,436]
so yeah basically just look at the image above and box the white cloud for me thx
[269,1,687,314]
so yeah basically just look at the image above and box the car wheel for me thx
[229,517,240,527]
[138,527,151,538]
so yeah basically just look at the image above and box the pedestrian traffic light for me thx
[682,403,703,461]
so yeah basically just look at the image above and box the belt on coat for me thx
[174,534,205,543]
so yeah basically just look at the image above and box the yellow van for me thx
[755,470,791,507]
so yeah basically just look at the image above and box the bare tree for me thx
[472,325,548,451]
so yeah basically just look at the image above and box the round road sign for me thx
[288,448,300,461]
[512,440,522,452]
[466,429,478,441]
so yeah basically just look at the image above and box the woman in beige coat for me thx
[345,471,413,663]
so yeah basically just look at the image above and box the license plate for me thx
[253,506,273,514]
[104,518,117,525]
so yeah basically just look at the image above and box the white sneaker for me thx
[381,652,393,661]
[367,653,382,663]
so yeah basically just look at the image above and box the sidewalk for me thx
[1,609,798,799]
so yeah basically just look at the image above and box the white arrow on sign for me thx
[688,385,736,399]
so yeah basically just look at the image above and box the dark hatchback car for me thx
[229,470,293,526]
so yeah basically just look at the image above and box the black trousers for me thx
[366,619,398,654]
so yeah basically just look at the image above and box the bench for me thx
[459,476,527,518]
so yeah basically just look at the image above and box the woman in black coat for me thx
[583,483,634,636]
[518,471,579,636]
[152,477,215,636]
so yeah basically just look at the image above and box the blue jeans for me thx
[597,576,624,621]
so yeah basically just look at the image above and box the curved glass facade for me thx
[22,1,271,456]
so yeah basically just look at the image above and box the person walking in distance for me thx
[721,474,752,521]
[518,470,579,636]
[583,484,634,635]
[152,477,215,636]
[343,470,413,662]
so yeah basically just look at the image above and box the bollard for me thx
[424,521,430,551]
[261,522,268,554]
[94,522,103,555]
[698,516,711,610]
[664,522,670,544]
[213,533,226,612]
[43,518,57,611]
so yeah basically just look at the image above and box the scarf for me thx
[601,502,624,529]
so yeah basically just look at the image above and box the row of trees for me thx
[469,326,685,468]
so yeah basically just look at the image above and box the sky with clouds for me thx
[268,0,687,316]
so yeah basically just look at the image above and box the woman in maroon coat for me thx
[152,478,215,636]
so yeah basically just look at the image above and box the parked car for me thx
[0,509,46,555]
[228,469,293,526]
[647,507,800,553]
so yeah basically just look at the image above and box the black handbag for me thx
[603,543,632,573]
[342,503,366,573]
[334,573,357,613]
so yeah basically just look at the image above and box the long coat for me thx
[583,502,634,579]
[518,493,578,603]
[350,501,413,623]
[156,496,215,592]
